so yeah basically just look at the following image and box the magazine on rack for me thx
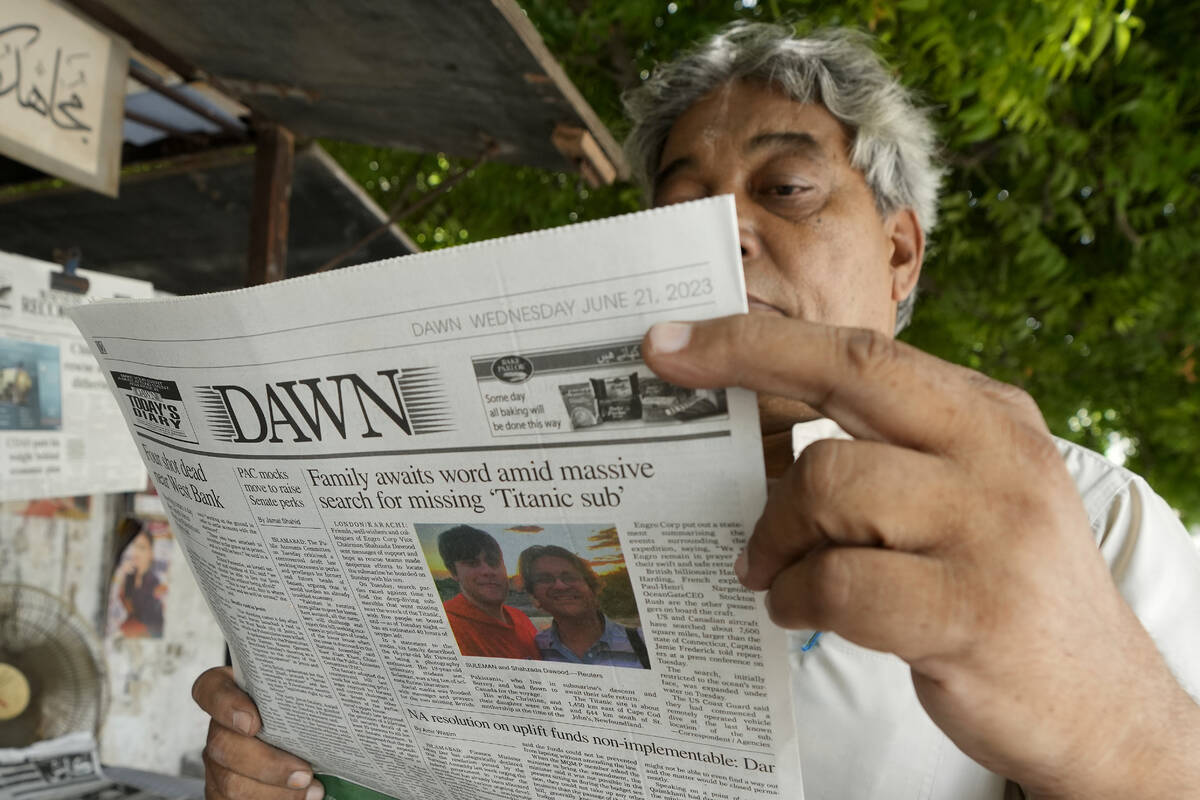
[69,196,804,800]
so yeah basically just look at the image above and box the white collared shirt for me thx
[787,419,1200,799]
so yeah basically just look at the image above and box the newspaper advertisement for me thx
[0,251,151,501]
[69,197,803,800]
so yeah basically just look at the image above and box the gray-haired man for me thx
[194,22,1200,799]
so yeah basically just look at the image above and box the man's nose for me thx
[738,217,764,261]
[729,192,764,262]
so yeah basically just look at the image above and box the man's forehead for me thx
[532,554,575,571]
[659,80,850,166]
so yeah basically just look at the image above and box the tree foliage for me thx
[325,0,1200,526]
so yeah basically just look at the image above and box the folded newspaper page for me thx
[69,197,804,800]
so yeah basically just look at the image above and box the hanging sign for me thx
[0,0,129,196]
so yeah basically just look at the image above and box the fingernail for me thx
[231,710,253,734]
[306,781,325,800]
[287,772,312,789]
[648,322,692,354]
[734,548,748,582]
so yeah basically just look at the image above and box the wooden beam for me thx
[551,124,617,187]
[246,123,294,286]
[123,109,209,144]
[128,61,246,138]
[491,0,630,180]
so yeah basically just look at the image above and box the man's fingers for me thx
[205,780,232,800]
[764,546,962,663]
[740,439,959,590]
[954,363,1050,434]
[644,316,1005,453]
[205,722,316,790]
[203,744,323,800]
[193,667,260,736]
[194,667,321,800]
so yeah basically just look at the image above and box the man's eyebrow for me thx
[744,131,825,158]
[653,155,696,192]
[653,132,824,193]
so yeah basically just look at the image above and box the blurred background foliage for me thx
[323,0,1199,527]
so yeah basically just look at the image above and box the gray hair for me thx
[622,22,944,332]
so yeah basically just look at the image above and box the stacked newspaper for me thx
[69,197,803,800]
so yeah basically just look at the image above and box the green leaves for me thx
[322,0,1199,527]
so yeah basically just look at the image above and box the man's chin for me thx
[747,299,786,316]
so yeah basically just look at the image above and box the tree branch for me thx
[1113,198,1143,247]
[316,145,497,273]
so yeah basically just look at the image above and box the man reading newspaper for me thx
[193,22,1200,799]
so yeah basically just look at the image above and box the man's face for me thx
[452,549,509,610]
[654,80,923,432]
[131,533,153,575]
[527,555,598,621]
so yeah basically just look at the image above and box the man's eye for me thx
[764,184,810,197]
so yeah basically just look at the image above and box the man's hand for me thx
[192,667,323,800]
[643,315,1200,799]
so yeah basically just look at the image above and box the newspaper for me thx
[0,734,107,800]
[0,733,202,800]
[0,252,152,501]
[69,197,803,800]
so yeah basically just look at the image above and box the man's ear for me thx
[886,207,924,303]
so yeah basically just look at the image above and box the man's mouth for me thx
[746,294,785,315]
